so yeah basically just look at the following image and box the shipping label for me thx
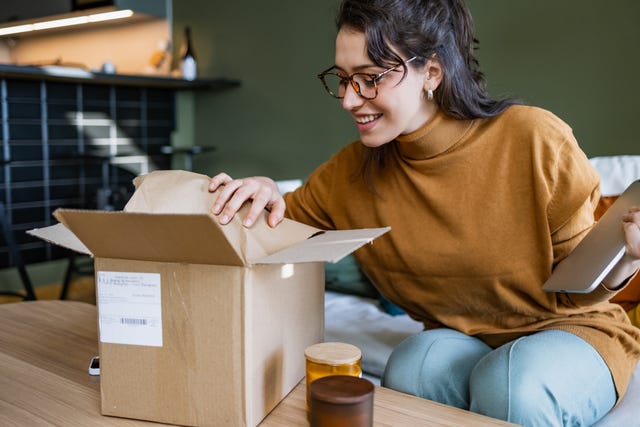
[97,271,162,347]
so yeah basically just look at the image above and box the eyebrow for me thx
[333,63,383,74]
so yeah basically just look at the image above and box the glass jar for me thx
[304,342,362,407]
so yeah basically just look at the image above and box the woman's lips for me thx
[355,113,382,132]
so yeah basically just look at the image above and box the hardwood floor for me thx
[0,276,95,304]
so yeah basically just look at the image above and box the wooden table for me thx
[0,301,518,426]
[262,378,518,427]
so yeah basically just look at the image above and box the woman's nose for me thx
[341,83,364,110]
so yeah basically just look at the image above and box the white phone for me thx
[88,356,100,376]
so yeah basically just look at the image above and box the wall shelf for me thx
[0,64,241,90]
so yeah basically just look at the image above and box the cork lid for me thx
[304,342,361,365]
[310,375,374,405]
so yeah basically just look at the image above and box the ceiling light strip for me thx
[0,9,134,37]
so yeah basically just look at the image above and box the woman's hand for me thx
[208,173,285,228]
[604,207,640,289]
[623,207,640,261]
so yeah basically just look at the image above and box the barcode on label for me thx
[120,318,147,326]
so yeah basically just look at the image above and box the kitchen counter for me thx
[0,63,240,90]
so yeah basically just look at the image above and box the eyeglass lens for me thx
[322,73,377,99]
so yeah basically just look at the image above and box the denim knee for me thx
[469,330,616,427]
[382,328,491,409]
[469,342,546,424]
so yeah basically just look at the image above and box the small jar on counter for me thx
[309,375,374,427]
[304,342,362,407]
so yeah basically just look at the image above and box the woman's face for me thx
[334,28,437,147]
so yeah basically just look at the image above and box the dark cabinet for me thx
[0,65,239,269]
[1,78,176,267]
[0,0,72,24]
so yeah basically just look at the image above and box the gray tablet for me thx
[542,180,640,293]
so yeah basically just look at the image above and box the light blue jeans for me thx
[382,329,616,427]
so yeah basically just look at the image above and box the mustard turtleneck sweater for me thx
[283,105,640,398]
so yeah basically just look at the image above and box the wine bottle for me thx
[180,26,197,81]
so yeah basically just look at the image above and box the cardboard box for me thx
[29,170,388,426]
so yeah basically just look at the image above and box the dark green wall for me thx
[173,0,639,181]
[172,0,353,181]
[468,0,639,158]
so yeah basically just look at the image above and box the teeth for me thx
[355,114,381,124]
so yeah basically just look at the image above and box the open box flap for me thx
[252,227,391,265]
[53,209,246,266]
[124,170,320,261]
[27,222,92,256]
[29,170,383,266]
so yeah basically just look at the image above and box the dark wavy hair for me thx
[336,0,519,180]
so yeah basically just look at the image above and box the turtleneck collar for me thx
[394,110,476,160]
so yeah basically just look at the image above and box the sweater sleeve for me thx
[549,184,600,267]
[282,154,338,230]
[551,192,623,305]
[546,138,624,306]
[283,142,365,230]
[545,137,600,235]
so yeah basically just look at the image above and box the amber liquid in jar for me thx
[305,342,362,408]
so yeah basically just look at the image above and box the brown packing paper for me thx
[125,170,326,263]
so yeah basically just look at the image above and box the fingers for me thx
[243,184,276,227]
[209,173,234,215]
[208,174,284,228]
[623,207,640,259]
[622,206,640,227]
[216,179,249,224]
[210,173,240,215]
[209,173,232,193]
[267,199,286,228]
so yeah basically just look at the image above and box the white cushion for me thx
[323,291,422,379]
[590,155,640,196]
[275,179,303,194]
[593,361,640,426]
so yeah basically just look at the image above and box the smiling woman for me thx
[207,1,640,426]
[325,29,439,147]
